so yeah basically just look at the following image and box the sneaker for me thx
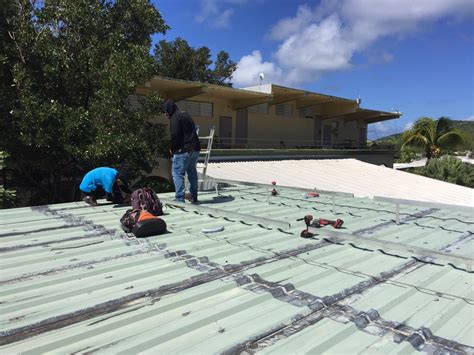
[83,196,97,206]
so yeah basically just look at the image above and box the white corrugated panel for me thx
[204,159,474,206]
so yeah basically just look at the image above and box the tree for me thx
[401,117,464,164]
[0,152,16,208]
[1,0,169,206]
[154,37,237,86]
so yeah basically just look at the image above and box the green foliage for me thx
[377,119,473,150]
[396,148,419,163]
[1,0,169,205]
[154,37,237,86]
[409,156,474,188]
[0,152,16,208]
[401,117,464,161]
[132,175,174,194]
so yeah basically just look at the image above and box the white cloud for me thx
[462,115,474,121]
[404,121,414,131]
[368,121,393,139]
[268,4,313,40]
[372,122,390,134]
[276,15,354,73]
[195,0,246,28]
[235,0,473,87]
[214,8,234,29]
[232,50,285,87]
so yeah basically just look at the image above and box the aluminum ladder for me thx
[197,126,215,190]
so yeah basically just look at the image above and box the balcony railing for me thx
[213,138,395,150]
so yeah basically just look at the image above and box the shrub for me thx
[0,152,16,208]
[417,156,474,188]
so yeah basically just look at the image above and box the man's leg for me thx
[82,187,104,206]
[185,151,200,203]
[171,153,188,202]
[108,182,125,204]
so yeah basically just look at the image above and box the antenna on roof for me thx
[356,95,361,106]
[259,72,264,86]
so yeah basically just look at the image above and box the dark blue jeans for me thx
[172,150,199,202]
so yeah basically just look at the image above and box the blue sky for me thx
[153,0,474,139]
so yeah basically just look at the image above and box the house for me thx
[133,77,401,166]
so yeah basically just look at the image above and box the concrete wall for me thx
[152,96,365,149]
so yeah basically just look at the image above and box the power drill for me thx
[297,215,344,238]
[296,215,316,238]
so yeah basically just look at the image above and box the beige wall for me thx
[150,96,365,148]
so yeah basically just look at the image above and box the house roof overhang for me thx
[135,76,270,109]
[324,108,402,123]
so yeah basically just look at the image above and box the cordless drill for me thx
[297,215,316,238]
[297,215,344,238]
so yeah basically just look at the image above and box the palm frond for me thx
[435,117,453,138]
[437,130,465,148]
[401,132,428,149]
[411,117,436,144]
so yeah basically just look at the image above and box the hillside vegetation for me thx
[376,120,474,150]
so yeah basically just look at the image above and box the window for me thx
[298,107,313,118]
[127,94,145,111]
[176,100,213,117]
[276,103,293,117]
[248,103,268,114]
[344,120,357,129]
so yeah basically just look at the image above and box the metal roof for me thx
[1,185,473,354]
[204,159,474,207]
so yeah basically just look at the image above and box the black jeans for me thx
[82,183,125,204]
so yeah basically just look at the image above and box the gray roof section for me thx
[1,186,473,353]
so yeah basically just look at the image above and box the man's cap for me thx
[116,171,129,186]
[160,99,177,116]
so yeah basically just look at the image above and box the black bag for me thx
[131,188,163,216]
[133,218,167,238]
[120,209,167,237]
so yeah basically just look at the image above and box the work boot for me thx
[83,196,97,206]
[185,192,199,204]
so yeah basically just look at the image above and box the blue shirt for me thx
[79,167,118,194]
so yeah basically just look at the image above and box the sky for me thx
[152,0,474,139]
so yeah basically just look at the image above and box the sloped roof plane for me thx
[0,185,473,353]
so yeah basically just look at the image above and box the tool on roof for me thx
[271,181,279,196]
[297,214,344,238]
[201,226,225,234]
[297,215,315,238]
[303,192,319,198]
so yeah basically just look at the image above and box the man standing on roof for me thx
[161,99,201,203]
[79,167,131,206]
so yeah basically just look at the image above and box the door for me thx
[322,124,331,148]
[219,116,232,148]
[313,116,322,147]
[236,108,248,146]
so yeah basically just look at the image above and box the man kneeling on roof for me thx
[80,167,131,206]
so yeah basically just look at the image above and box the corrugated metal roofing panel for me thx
[1,186,473,353]
[204,159,474,206]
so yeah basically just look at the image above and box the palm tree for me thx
[402,117,464,163]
